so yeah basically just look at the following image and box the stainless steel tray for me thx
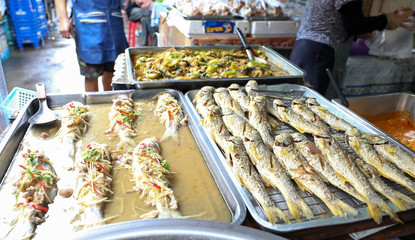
[73,219,287,240]
[332,92,415,157]
[125,46,305,90]
[184,83,415,233]
[0,89,246,237]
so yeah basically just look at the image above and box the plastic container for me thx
[0,87,36,119]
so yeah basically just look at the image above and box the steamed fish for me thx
[193,86,216,118]
[291,132,365,203]
[105,98,141,149]
[305,98,354,132]
[57,101,89,157]
[4,149,58,240]
[74,142,113,229]
[225,136,291,224]
[154,92,184,143]
[273,133,358,217]
[363,133,415,179]
[248,96,275,149]
[354,156,415,211]
[223,113,314,220]
[345,128,415,194]
[314,132,401,224]
[131,138,181,219]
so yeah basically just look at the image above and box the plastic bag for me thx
[366,24,415,59]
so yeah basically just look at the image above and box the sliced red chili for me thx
[17,202,49,212]
[140,143,159,154]
[19,165,51,189]
[90,182,104,196]
[167,111,172,127]
[87,144,93,150]
[122,98,133,102]
[119,110,137,118]
[138,154,161,165]
[144,181,161,190]
[69,102,75,108]
[116,120,132,130]
[81,161,108,175]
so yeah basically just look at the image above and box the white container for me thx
[251,20,300,38]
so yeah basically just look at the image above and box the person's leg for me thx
[102,71,114,91]
[85,77,99,91]
[290,39,334,95]
[128,7,146,22]
[140,17,150,45]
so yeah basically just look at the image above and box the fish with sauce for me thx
[154,92,184,143]
[131,138,182,219]
[73,142,113,230]
[57,101,89,157]
[3,149,58,240]
[105,98,141,149]
[273,133,358,217]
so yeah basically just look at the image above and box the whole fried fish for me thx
[225,136,291,224]
[314,132,401,224]
[193,86,216,118]
[203,105,231,150]
[291,98,331,133]
[223,113,314,220]
[245,80,259,98]
[291,132,365,203]
[345,128,415,194]
[228,83,250,112]
[354,156,415,211]
[273,133,358,217]
[214,87,247,119]
[154,92,184,143]
[273,99,328,136]
[305,98,354,132]
[248,96,275,149]
[363,133,415,179]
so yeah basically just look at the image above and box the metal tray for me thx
[171,6,244,20]
[0,89,246,237]
[73,219,287,240]
[184,83,415,233]
[125,46,305,90]
[332,92,415,156]
[247,16,290,21]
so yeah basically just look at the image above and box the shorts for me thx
[78,58,115,78]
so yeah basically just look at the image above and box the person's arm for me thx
[55,0,73,38]
[339,1,414,36]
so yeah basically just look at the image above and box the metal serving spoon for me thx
[28,83,59,125]
[235,27,268,66]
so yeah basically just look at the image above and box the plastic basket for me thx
[1,87,36,119]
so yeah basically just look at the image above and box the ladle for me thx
[28,83,59,125]
[235,28,268,66]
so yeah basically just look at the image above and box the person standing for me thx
[289,0,414,95]
[55,0,128,92]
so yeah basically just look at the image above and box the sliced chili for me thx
[18,165,51,189]
[138,154,161,165]
[116,120,132,130]
[140,143,159,154]
[81,161,108,175]
[90,182,104,196]
[144,181,161,190]
[119,110,137,118]
[167,111,172,127]
[17,202,48,212]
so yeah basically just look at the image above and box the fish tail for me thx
[407,171,415,179]
[367,202,382,224]
[160,129,180,144]
[367,201,403,224]
[263,206,291,225]
[390,191,415,211]
[287,199,314,220]
[325,200,359,217]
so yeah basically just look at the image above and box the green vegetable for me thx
[186,72,201,77]
[206,66,217,73]
[224,70,239,76]
[147,73,159,79]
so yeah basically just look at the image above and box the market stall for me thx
[2,0,415,239]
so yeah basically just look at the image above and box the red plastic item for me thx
[128,21,141,47]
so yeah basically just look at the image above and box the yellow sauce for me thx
[366,110,415,151]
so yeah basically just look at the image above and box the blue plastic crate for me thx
[0,87,37,119]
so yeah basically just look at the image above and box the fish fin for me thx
[335,172,348,184]
[367,201,402,224]
[285,200,301,220]
[160,128,180,144]
[285,198,314,220]
[293,178,308,192]
[406,170,415,179]
[390,191,415,211]
[262,206,291,225]
[324,200,359,217]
